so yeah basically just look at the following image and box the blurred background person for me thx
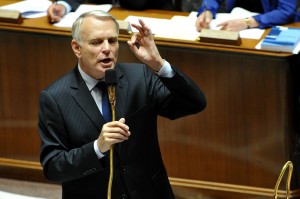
[48,0,175,23]
[195,0,298,32]
[296,0,300,22]
[181,0,202,12]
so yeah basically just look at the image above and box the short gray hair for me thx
[71,10,120,44]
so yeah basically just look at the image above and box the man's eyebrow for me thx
[89,38,102,42]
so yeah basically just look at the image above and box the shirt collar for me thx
[77,64,99,91]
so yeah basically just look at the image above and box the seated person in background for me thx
[296,0,300,22]
[48,0,175,23]
[195,0,297,32]
[297,12,300,23]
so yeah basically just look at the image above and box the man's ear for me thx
[71,39,81,58]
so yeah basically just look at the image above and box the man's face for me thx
[72,16,119,79]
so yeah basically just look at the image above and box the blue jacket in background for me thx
[197,0,297,29]
[296,8,300,22]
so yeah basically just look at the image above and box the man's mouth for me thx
[101,58,112,63]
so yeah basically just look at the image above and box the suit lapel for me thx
[71,67,105,131]
[114,67,128,158]
[70,65,129,159]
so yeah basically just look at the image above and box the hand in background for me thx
[47,4,66,23]
[217,17,258,32]
[195,10,213,32]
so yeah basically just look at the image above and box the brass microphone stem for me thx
[274,161,293,199]
[107,86,116,199]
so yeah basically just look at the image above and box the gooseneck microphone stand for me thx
[105,69,117,199]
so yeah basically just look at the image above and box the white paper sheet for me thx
[125,15,200,41]
[126,8,264,42]
[125,16,170,35]
[0,0,52,18]
[53,4,113,28]
[0,190,46,199]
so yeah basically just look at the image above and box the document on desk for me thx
[255,26,300,54]
[125,16,170,35]
[53,4,113,28]
[155,15,200,41]
[189,7,265,40]
[125,7,265,42]
[0,190,46,199]
[0,0,52,18]
[125,15,200,41]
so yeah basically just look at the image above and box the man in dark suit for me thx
[48,0,175,23]
[38,10,206,199]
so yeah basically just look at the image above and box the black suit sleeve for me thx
[64,0,81,11]
[64,0,113,11]
[160,66,206,118]
[160,67,207,119]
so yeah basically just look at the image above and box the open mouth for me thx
[101,58,112,64]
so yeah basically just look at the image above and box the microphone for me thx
[105,68,117,86]
[104,69,117,199]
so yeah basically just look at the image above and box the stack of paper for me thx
[0,190,46,199]
[53,4,112,28]
[125,7,265,42]
[0,0,52,18]
[125,15,200,41]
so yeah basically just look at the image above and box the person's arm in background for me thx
[118,0,174,10]
[47,0,81,23]
[296,12,300,22]
[253,0,297,29]
[195,0,224,31]
[296,0,300,22]
[197,0,297,32]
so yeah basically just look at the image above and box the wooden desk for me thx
[1,2,300,198]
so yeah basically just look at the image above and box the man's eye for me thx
[109,38,118,43]
[91,40,101,45]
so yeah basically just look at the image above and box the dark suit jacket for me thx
[64,0,175,11]
[38,63,206,199]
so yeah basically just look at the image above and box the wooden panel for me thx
[0,30,76,161]
[117,44,296,188]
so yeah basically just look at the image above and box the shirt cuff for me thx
[93,140,105,159]
[57,1,72,13]
[157,60,175,78]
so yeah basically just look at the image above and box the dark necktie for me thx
[96,82,112,122]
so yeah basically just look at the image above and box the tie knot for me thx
[96,81,107,92]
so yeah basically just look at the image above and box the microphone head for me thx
[105,69,117,86]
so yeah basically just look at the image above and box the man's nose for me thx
[102,40,111,52]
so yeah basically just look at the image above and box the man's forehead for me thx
[83,16,115,25]
[81,17,118,31]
